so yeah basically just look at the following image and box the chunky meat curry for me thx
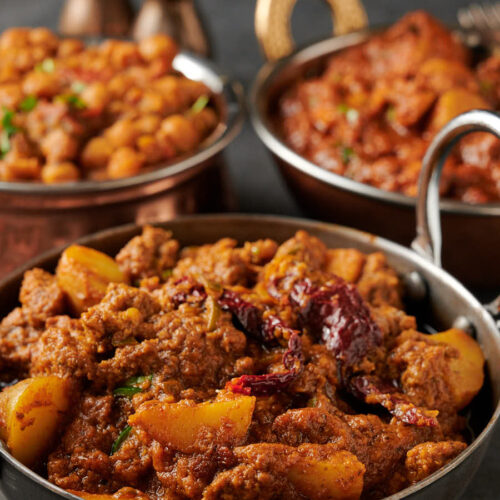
[0,226,485,499]
[0,28,217,183]
[279,11,500,203]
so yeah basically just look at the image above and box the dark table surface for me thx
[0,0,498,498]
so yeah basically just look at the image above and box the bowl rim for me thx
[0,213,498,500]
[248,30,500,216]
[0,51,245,197]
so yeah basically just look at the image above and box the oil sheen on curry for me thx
[278,11,500,203]
[0,226,485,499]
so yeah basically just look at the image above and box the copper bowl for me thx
[0,214,498,499]
[249,2,500,289]
[0,51,244,276]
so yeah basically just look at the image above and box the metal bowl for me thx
[249,25,500,289]
[0,213,498,500]
[0,51,244,276]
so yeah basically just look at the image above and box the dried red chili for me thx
[219,290,303,396]
[291,278,437,427]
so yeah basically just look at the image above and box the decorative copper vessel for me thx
[250,0,500,289]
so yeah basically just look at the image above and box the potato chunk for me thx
[56,245,126,314]
[429,89,489,131]
[326,249,366,283]
[0,376,70,466]
[129,396,255,453]
[431,328,484,409]
[66,488,149,499]
[288,451,365,500]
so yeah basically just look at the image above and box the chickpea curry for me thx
[0,225,485,499]
[0,28,217,184]
[279,11,500,203]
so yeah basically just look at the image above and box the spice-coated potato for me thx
[431,328,484,409]
[0,376,70,466]
[56,244,126,314]
[288,450,365,500]
[129,396,255,453]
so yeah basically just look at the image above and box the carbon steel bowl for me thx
[0,214,498,500]
[249,29,500,289]
[0,51,244,276]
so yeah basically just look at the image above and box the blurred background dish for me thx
[0,45,243,274]
[250,3,500,289]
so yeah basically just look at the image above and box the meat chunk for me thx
[116,225,179,282]
[19,268,65,326]
[0,307,42,377]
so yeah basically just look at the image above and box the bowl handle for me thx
[255,0,368,61]
[411,109,500,268]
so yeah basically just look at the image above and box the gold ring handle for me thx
[255,0,368,61]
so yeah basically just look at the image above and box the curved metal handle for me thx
[255,0,368,61]
[411,109,500,267]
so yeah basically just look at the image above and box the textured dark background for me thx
[0,0,498,498]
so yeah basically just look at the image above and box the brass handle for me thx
[255,0,368,61]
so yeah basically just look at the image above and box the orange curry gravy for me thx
[278,11,500,203]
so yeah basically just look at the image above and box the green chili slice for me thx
[110,425,132,455]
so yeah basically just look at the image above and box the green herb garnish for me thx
[55,94,87,110]
[161,268,173,280]
[20,95,38,112]
[113,374,153,397]
[0,108,18,158]
[337,103,349,114]
[341,146,355,164]
[189,95,209,115]
[337,103,359,124]
[110,425,132,455]
[71,81,87,93]
[385,105,396,122]
[113,386,142,397]
[36,58,55,73]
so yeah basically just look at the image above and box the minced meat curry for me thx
[0,226,485,499]
[279,11,500,203]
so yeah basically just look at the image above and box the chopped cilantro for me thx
[341,146,355,164]
[36,58,55,73]
[20,95,38,112]
[189,95,209,115]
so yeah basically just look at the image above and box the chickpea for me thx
[124,86,143,105]
[139,34,178,68]
[138,91,165,114]
[41,162,79,184]
[58,38,84,58]
[22,72,60,97]
[111,42,141,69]
[191,108,218,137]
[107,147,144,179]
[80,82,110,112]
[81,137,113,170]
[3,155,40,180]
[13,48,35,72]
[0,63,19,84]
[155,132,176,159]
[159,115,199,153]
[108,74,133,98]
[0,84,23,109]
[135,114,162,135]
[105,119,138,148]
[41,129,78,163]
[136,135,164,164]
[0,28,29,50]
[154,76,190,112]
[28,28,59,51]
